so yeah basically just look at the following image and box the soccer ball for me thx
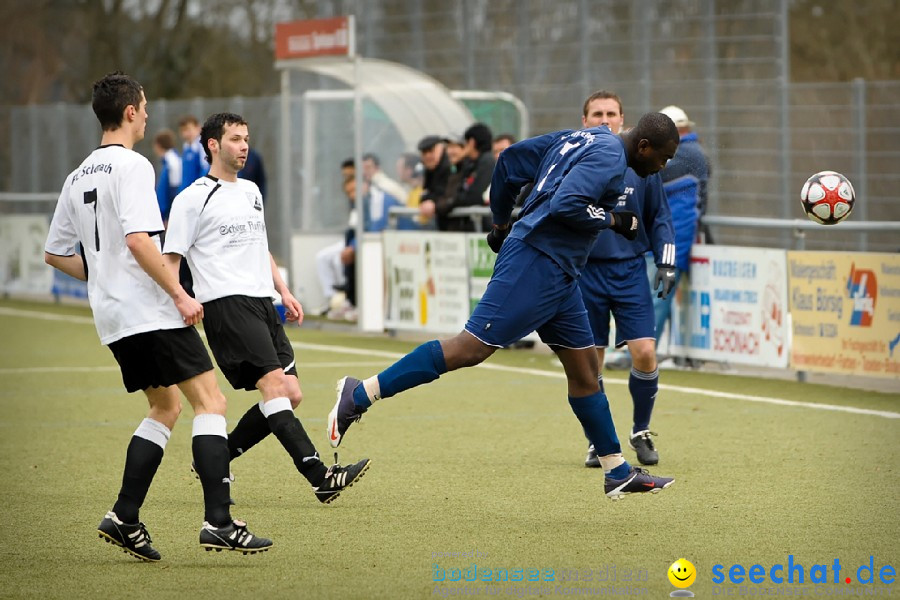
[799,170,855,225]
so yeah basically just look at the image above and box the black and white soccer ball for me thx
[800,170,855,225]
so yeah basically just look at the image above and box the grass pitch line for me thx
[5,306,898,420]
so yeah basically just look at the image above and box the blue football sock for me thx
[608,462,632,480]
[353,340,448,408]
[630,367,659,434]
[568,390,621,457]
[597,374,605,394]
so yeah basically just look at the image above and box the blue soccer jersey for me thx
[588,169,675,266]
[490,127,628,277]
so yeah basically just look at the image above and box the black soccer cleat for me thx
[328,376,367,448]
[314,458,372,504]
[604,466,674,500]
[584,444,601,468]
[97,511,161,562]
[629,430,660,465]
[199,520,273,554]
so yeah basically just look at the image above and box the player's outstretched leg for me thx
[328,338,453,447]
[98,511,161,562]
[199,519,273,554]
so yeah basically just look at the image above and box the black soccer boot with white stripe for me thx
[314,458,371,504]
[199,519,273,554]
[98,511,161,562]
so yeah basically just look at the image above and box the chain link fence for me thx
[2,0,898,258]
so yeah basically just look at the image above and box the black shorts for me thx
[202,295,297,391]
[108,327,214,393]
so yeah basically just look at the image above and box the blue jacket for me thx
[662,175,700,272]
[490,128,628,277]
[588,169,675,266]
[660,132,709,214]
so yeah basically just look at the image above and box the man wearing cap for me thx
[655,105,711,349]
[417,135,451,225]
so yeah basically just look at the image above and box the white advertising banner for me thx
[670,245,790,367]
[383,231,471,332]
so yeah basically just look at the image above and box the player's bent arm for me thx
[126,232,202,324]
[44,252,87,281]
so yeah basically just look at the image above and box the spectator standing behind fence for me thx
[396,152,431,229]
[450,123,495,232]
[417,135,450,225]
[315,158,356,316]
[363,153,407,203]
[238,147,267,202]
[654,105,706,349]
[177,115,209,192]
[433,133,469,231]
[152,129,180,224]
[332,176,403,321]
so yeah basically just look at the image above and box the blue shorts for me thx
[579,256,656,348]
[465,238,594,349]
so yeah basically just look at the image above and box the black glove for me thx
[486,225,510,253]
[610,211,639,241]
[654,265,677,299]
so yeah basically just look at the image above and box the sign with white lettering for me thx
[670,245,790,367]
[275,17,353,60]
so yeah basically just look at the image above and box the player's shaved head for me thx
[92,72,143,131]
[631,112,679,149]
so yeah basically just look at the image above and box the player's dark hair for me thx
[340,157,355,170]
[582,90,623,118]
[464,122,493,154]
[631,112,679,149]
[91,72,143,132]
[200,112,248,163]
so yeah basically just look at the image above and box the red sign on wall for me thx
[275,17,353,60]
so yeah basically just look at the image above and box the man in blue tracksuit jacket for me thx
[327,114,681,500]
[578,91,677,468]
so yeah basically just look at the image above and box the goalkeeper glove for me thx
[610,211,639,241]
[486,224,510,253]
[654,265,677,299]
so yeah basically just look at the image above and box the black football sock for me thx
[191,414,232,527]
[227,402,271,461]
[112,418,169,523]
[263,397,328,486]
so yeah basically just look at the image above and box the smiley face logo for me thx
[668,558,697,589]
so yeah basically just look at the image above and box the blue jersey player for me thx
[328,113,679,500]
[579,91,677,468]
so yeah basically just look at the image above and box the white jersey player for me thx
[164,112,370,504]
[43,73,272,561]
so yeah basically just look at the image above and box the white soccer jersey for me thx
[164,176,275,303]
[45,145,185,345]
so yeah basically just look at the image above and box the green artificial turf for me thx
[0,299,896,599]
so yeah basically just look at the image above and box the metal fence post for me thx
[853,78,868,251]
